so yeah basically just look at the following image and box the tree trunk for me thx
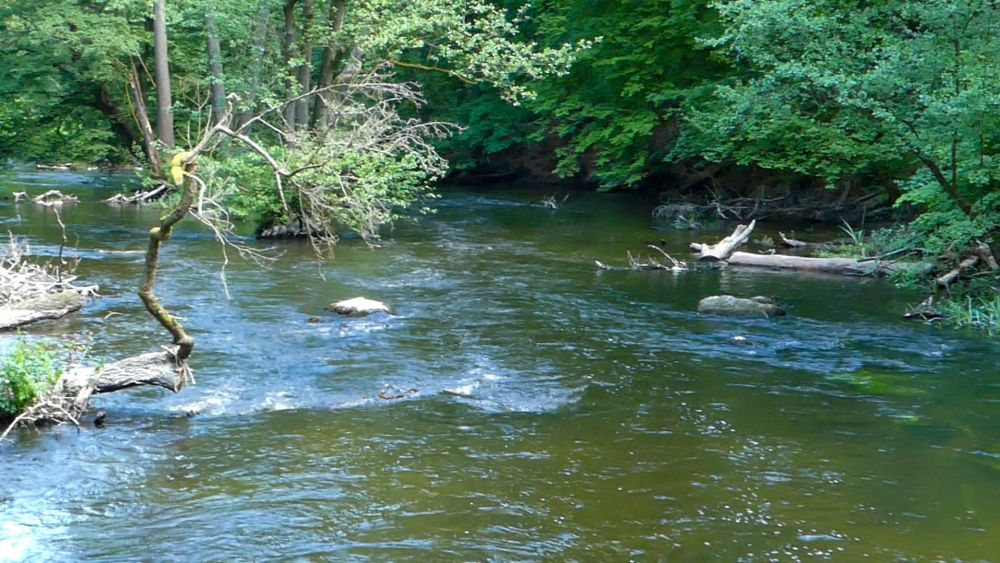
[295,0,316,128]
[282,0,300,131]
[205,13,227,125]
[93,87,141,151]
[129,60,164,178]
[312,0,347,128]
[236,4,271,131]
[152,0,175,149]
[137,157,198,364]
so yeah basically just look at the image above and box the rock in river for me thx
[328,297,393,317]
[698,295,785,318]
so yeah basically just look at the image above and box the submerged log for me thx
[698,295,785,318]
[696,220,756,261]
[0,291,85,330]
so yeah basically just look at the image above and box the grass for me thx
[940,294,1000,335]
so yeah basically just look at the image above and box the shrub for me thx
[0,338,62,419]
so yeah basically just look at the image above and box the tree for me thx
[152,0,175,149]
[682,0,999,250]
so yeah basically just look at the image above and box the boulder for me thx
[698,295,785,318]
[328,297,392,317]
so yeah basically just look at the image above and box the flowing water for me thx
[0,169,998,561]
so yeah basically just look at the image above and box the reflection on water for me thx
[1,169,998,560]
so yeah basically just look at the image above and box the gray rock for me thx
[698,295,785,318]
[328,297,392,317]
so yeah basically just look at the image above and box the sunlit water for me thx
[1,169,997,561]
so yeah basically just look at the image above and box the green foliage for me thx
[200,152,292,231]
[417,0,726,188]
[941,293,1000,334]
[0,338,61,418]
[687,0,999,213]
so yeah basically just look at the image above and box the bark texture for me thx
[152,0,175,149]
[0,292,83,330]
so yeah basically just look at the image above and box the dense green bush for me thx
[0,338,61,419]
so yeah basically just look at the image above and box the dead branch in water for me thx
[596,245,688,271]
[104,184,171,205]
[695,220,756,261]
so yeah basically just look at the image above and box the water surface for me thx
[1,170,997,560]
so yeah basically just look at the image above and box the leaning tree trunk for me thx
[152,0,175,150]
[137,156,198,366]
[128,60,164,179]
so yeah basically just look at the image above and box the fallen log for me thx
[690,244,896,276]
[936,255,979,288]
[0,291,85,330]
[697,220,755,261]
[1,348,189,440]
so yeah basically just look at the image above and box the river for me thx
[1,169,998,560]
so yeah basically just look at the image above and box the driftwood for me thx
[1,349,189,441]
[696,220,756,261]
[689,245,895,276]
[904,296,944,321]
[36,163,76,171]
[1,235,99,329]
[975,242,999,270]
[0,291,84,330]
[104,184,170,205]
[936,256,979,287]
[776,232,846,249]
[31,190,79,206]
[595,245,688,272]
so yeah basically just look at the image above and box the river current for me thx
[1,169,998,560]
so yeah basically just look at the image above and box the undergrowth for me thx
[0,337,62,420]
